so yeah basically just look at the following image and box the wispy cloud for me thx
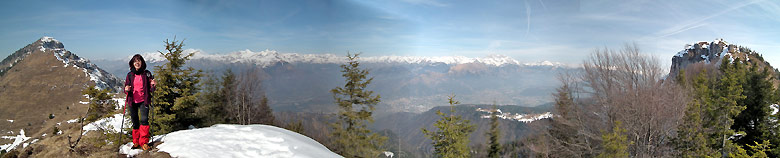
[400,0,448,7]
[652,0,764,39]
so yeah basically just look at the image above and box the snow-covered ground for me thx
[477,108,553,123]
[119,124,341,158]
[0,129,30,152]
[83,113,128,135]
[80,97,129,135]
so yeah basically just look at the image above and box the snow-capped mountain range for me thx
[133,49,571,68]
[85,48,575,114]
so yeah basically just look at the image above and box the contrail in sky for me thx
[525,0,531,37]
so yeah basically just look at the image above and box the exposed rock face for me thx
[669,39,737,77]
[668,39,778,82]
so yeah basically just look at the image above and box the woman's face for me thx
[133,60,142,70]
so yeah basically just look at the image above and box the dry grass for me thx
[0,48,91,146]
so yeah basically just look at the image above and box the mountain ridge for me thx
[0,37,123,151]
[125,49,574,68]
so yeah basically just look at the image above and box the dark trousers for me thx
[129,102,149,129]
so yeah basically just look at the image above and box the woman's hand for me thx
[125,86,131,92]
[151,79,156,87]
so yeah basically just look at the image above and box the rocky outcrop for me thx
[668,39,777,80]
[669,39,737,77]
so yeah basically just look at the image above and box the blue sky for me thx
[1,0,779,68]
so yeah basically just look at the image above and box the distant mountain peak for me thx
[39,36,57,42]
[0,36,122,91]
[37,36,65,50]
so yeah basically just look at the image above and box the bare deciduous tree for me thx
[532,43,688,157]
[230,67,274,125]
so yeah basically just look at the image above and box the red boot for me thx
[139,125,151,150]
[131,129,140,149]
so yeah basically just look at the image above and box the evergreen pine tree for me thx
[770,88,780,157]
[254,96,275,125]
[732,64,778,157]
[329,52,386,157]
[597,121,631,158]
[195,71,233,126]
[676,69,687,87]
[674,71,717,157]
[83,85,116,122]
[285,119,304,134]
[486,105,501,158]
[730,140,772,158]
[421,95,475,158]
[151,38,203,135]
[708,59,747,156]
[220,69,238,124]
[545,81,590,157]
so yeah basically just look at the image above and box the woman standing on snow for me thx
[125,54,155,150]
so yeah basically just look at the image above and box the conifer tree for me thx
[732,64,778,157]
[285,119,304,134]
[674,71,717,157]
[329,52,386,157]
[421,95,475,158]
[708,59,747,156]
[151,38,203,135]
[486,105,501,158]
[83,85,116,122]
[252,96,273,125]
[597,121,631,158]
[730,140,772,158]
[770,88,780,157]
[195,70,234,126]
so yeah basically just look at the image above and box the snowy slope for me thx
[476,108,553,123]
[120,124,341,158]
[134,49,570,68]
[0,129,30,152]
[39,36,123,91]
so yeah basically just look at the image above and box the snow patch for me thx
[66,118,80,123]
[114,98,126,110]
[675,50,688,57]
[83,113,128,135]
[49,43,116,90]
[119,143,144,157]
[701,55,709,63]
[0,129,31,152]
[383,151,394,158]
[40,36,57,43]
[477,108,553,123]
[152,124,341,158]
